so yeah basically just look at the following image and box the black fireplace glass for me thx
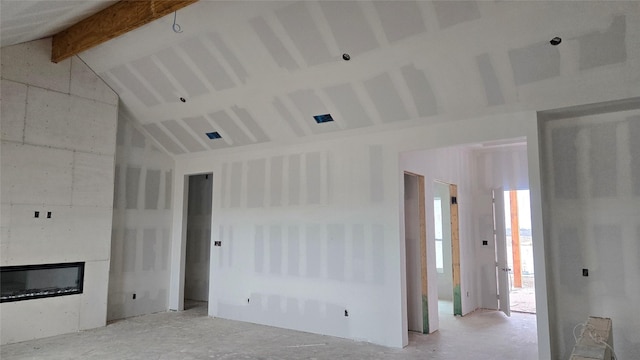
[1,262,84,302]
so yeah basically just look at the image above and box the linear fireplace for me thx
[1,262,84,303]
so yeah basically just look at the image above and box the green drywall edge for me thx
[453,285,462,316]
[422,295,429,334]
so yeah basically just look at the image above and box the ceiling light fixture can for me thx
[550,37,562,46]
[180,97,186,103]
[342,53,351,61]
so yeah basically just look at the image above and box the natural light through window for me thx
[434,197,443,273]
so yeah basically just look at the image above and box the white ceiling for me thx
[0,0,116,48]
[1,1,638,156]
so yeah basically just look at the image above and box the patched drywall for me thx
[108,113,174,321]
[0,38,117,344]
[68,1,639,156]
[540,109,640,359]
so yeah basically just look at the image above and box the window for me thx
[434,198,444,273]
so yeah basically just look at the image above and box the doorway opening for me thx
[183,173,213,310]
[403,172,428,334]
[434,181,461,317]
[399,136,540,354]
[503,190,536,314]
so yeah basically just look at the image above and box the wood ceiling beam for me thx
[51,0,198,63]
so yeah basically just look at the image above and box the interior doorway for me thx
[183,173,213,310]
[403,172,428,334]
[400,136,540,351]
[504,190,536,314]
[434,181,461,317]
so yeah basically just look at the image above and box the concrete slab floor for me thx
[510,286,537,314]
[1,302,538,359]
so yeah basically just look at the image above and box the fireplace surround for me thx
[1,262,85,302]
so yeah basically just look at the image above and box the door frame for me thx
[449,184,462,316]
[403,172,429,334]
[183,173,213,307]
[434,180,462,316]
[169,171,214,312]
[493,188,511,317]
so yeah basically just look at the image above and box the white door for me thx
[493,189,511,317]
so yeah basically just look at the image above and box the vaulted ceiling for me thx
[1,1,638,156]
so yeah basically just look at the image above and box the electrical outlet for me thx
[247,298,250,303]
[34,211,40,218]
[344,310,349,317]
[47,211,52,218]
[582,269,589,277]
[132,293,136,300]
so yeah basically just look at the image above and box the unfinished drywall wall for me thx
[401,145,476,333]
[0,38,118,344]
[169,112,547,351]
[108,111,174,320]
[176,144,399,346]
[540,109,640,359]
[184,174,212,302]
[471,143,530,310]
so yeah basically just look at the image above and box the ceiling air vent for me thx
[206,131,222,139]
[313,114,334,124]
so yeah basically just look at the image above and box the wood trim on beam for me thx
[51,0,198,63]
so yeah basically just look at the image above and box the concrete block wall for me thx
[0,38,118,344]
[541,109,640,359]
[108,112,174,320]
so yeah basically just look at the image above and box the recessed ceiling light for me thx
[313,114,334,124]
[206,131,222,139]
[342,53,351,61]
[550,37,562,46]
[180,97,186,103]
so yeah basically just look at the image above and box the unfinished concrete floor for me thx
[1,302,538,359]
[510,286,537,314]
